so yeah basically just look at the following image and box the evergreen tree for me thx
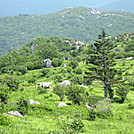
[86,29,121,98]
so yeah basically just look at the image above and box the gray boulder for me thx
[3,111,24,118]
[61,80,71,87]
[57,102,68,107]
[28,99,40,105]
[85,104,93,109]
[126,57,133,60]
[44,58,53,68]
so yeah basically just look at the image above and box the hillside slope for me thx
[0,0,122,17]
[0,7,134,55]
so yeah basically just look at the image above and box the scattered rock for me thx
[88,9,102,15]
[57,102,68,107]
[79,84,88,88]
[31,44,38,48]
[85,104,93,109]
[3,111,24,118]
[61,80,71,87]
[78,16,85,21]
[28,99,40,105]
[44,58,53,68]
[126,57,133,60]
[63,64,67,67]
[107,24,113,28]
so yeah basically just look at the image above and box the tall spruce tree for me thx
[86,30,121,98]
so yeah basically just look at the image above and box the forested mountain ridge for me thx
[0,6,134,56]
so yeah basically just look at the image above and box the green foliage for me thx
[28,76,36,83]
[0,75,19,92]
[127,103,134,109]
[53,75,63,83]
[0,83,10,103]
[88,109,96,121]
[65,85,86,105]
[116,83,130,103]
[86,29,123,98]
[69,60,78,69]
[53,84,65,101]
[16,97,29,116]
[95,99,113,119]
[37,86,48,94]
[0,114,11,126]
[71,75,83,84]
[74,67,82,74]
[57,110,84,134]
[16,65,27,75]
[40,68,50,76]
[52,58,63,67]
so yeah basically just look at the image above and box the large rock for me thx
[85,104,93,109]
[3,111,24,118]
[61,80,71,87]
[44,58,53,68]
[57,102,68,107]
[28,99,40,105]
[79,84,88,88]
[126,57,133,60]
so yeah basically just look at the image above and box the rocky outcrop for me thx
[61,80,71,87]
[44,58,53,68]
[28,99,40,105]
[3,111,24,118]
[57,102,68,107]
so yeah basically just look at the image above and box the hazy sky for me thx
[0,0,131,17]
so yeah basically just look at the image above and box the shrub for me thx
[37,86,47,94]
[116,84,130,103]
[53,84,65,101]
[88,109,96,121]
[0,114,11,126]
[57,110,84,133]
[16,97,29,116]
[40,68,50,76]
[28,76,36,83]
[17,65,27,75]
[0,83,10,103]
[69,60,78,69]
[26,62,34,70]
[71,75,83,84]
[65,85,86,105]
[75,56,82,62]
[95,98,113,119]
[128,103,134,110]
[53,75,63,83]
[74,67,82,74]
[52,58,63,67]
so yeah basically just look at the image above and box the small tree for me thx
[86,29,122,98]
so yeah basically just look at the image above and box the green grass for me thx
[0,59,134,134]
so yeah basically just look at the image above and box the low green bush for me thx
[95,99,113,119]
[0,114,12,126]
[128,103,134,109]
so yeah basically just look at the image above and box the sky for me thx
[0,0,132,17]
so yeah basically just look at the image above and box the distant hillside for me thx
[0,0,122,17]
[99,0,134,13]
[0,7,134,55]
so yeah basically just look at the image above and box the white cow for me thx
[38,82,52,91]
